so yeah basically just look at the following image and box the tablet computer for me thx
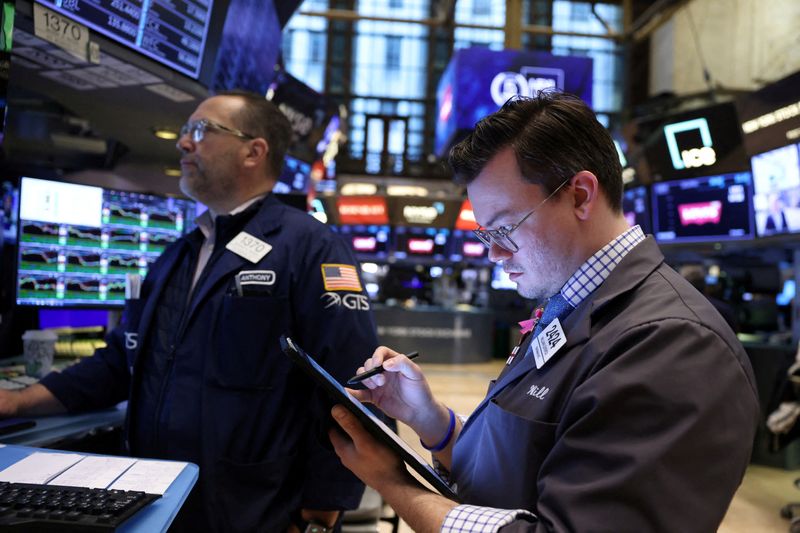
[279,335,459,501]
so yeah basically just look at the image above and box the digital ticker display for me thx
[39,0,215,79]
[17,177,195,307]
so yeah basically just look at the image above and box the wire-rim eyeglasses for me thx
[179,118,255,144]
[472,177,572,253]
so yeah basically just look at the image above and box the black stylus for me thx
[346,352,419,385]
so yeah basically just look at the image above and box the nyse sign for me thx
[490,66,565,106]
[664,118,717,170]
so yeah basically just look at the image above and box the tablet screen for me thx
[280,336,459,501]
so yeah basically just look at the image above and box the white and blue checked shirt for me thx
[440,226,646,533]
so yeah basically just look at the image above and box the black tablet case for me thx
[280,335,459,501]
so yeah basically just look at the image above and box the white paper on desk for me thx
[49,456,137,489]
[108,459,186,495]
[0,452,84,484]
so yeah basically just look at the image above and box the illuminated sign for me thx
[664,118,717,170]
[434,48,593,157]
[352,236,377,252]
[678,201,723,226]
[402,204,443,224]
[337,197,388,225]
[462,241,485,257]
[455,199,476,230]
[341,183,378,196]
[408,238,434,254]
[742,100,800,134]
[490,66,564,106]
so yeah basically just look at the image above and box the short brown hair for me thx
[215,89,291,179]
[448,92,623,212]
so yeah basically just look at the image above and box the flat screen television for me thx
[448,230,488,262]
[750,142,800,237]
[393,227,449,259]
[337,225,391,259]
[651,172,754,243]
[622,185,652,234]
[16,177,195,307]
[38,0,217,79]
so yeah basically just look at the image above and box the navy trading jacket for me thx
[450,237,759,533]
[41,194,379,532]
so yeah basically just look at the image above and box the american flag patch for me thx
[321,264,362,292]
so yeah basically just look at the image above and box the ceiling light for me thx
[153,128,178,140]
[164,167,182,177]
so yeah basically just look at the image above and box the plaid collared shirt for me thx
[440,226,646,533]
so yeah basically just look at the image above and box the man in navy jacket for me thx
[0,91,378,532]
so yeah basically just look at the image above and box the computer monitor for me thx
[393,227,449,260]
[751,142,800,237]
[338,225,392,260]
[37,0,218,79]
[448,230,488,262]
[622,185,652,234]
[16,177,195,307]
[651,172,754,243]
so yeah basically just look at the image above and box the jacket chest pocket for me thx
[210,294,291,390]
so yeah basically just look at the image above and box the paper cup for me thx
[22,330,58,378]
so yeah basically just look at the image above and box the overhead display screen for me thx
[394,227,449,259]
[651,172,754,243]
[40,0,215,79]
[751,142,800,237]
[337,225,392,259]
[17,177,196,307]
[638,102,749,181]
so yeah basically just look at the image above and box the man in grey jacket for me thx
[329,93,759,533]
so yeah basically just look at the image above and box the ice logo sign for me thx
[663,118,717,170]
[490,67,565,106]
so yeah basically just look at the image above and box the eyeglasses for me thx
[473,177,572,253]
[179,118,254,143]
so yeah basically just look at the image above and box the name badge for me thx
[226,232,272,263]
[531,318,567,369]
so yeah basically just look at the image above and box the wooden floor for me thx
[375,361,799,533]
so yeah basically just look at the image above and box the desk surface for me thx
[0,444,198,532]
[0,404,127,447]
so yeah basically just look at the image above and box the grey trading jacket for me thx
[451,237,759,533]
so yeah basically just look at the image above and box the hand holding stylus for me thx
[346,351,419,385]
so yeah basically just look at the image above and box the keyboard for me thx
[0,481,160,531]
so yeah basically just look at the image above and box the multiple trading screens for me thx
[16,177,195,308]
[4,142,800,306]
[333,225,487,264]
[39,0,216,79]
